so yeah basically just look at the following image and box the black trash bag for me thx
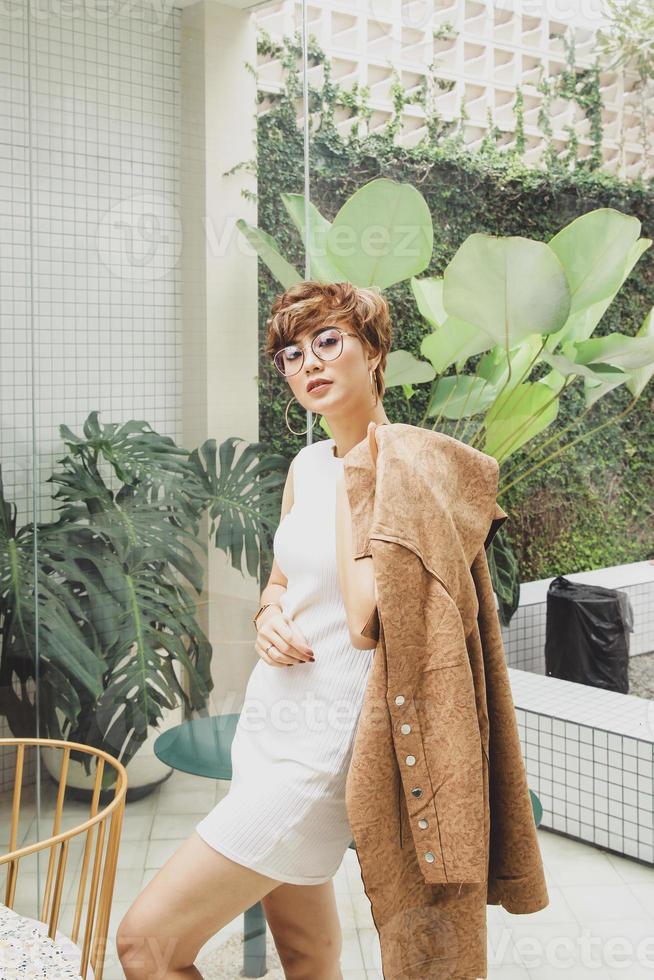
[544,575,634,694]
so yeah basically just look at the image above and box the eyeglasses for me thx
[272,327,358,377]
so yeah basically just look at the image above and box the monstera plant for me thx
[0,413,286,775]
[240,177,654,624]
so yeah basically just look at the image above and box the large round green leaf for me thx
[442,234,571,346]
[548,208,645,315]
[546,238,651,350]
[236,218,302,289]
[281,193,344,283]
[420,319,491,375]
[326,178,433,288]
[540,348,626,384]
[484,381,559,460]
[573,332,654,371]
[426,374,496,420]
[414,276,493,373]
[411,275,446,327]
[626,307,654,398]
[545,209,651,349]
[383,348,436,389]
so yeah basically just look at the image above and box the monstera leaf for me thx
[54,413,201,527]
[0,413,288,770]
[530,789,544,827]
[0,469,105,736]
[487,524,521,628]
[74,528,213,764]
[190,437,288,580]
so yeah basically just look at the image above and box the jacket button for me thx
[400,723,411,734]
[424,851,435,863]
[418,818,429,829]
[411,787,422,797]
[394,695,405,706]
[405,755,416,766]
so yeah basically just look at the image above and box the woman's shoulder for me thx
[294,438,333,463]
[290,440,334,489]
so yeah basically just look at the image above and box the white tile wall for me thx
[0,0,184,769]
[0,1,183,525]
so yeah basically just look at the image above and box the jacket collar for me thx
[342,422,507,601]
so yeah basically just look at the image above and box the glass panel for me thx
[0,0,42,925]
[1,1,314,976]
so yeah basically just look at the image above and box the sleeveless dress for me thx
[194,437,376,884]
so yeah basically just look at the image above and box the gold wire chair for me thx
[0,737,127,980]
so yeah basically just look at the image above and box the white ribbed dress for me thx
[194,437,376,885]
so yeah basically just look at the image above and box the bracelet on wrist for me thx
[253,601,281,630]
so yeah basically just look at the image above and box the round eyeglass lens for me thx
[274,328,343,376]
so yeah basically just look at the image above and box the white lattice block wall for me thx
[255,0,653,178]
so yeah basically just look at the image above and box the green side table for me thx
[153,714,268,978]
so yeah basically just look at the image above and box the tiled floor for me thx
[3,769,654,979]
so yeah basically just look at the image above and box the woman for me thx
[117,280,393,979]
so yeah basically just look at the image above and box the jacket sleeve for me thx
[471,545,550,913]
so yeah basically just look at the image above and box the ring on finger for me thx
[266,641,288,665]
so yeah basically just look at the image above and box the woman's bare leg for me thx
[262,878,343,980]
[116,830,284,979]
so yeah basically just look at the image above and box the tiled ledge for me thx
[510,667,654,865]
[518,559,654,606]
[511,667,654,741]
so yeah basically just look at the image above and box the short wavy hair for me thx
[265,281,393,400]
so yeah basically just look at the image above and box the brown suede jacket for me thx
[341,422,549,980]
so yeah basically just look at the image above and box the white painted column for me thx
[181,2,262,715]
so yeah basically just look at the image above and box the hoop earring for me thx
[370,368,379,406]
[285,395,319,435]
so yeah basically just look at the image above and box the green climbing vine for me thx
[250,28,654,581]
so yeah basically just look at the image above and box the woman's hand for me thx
[254,605,315,667]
